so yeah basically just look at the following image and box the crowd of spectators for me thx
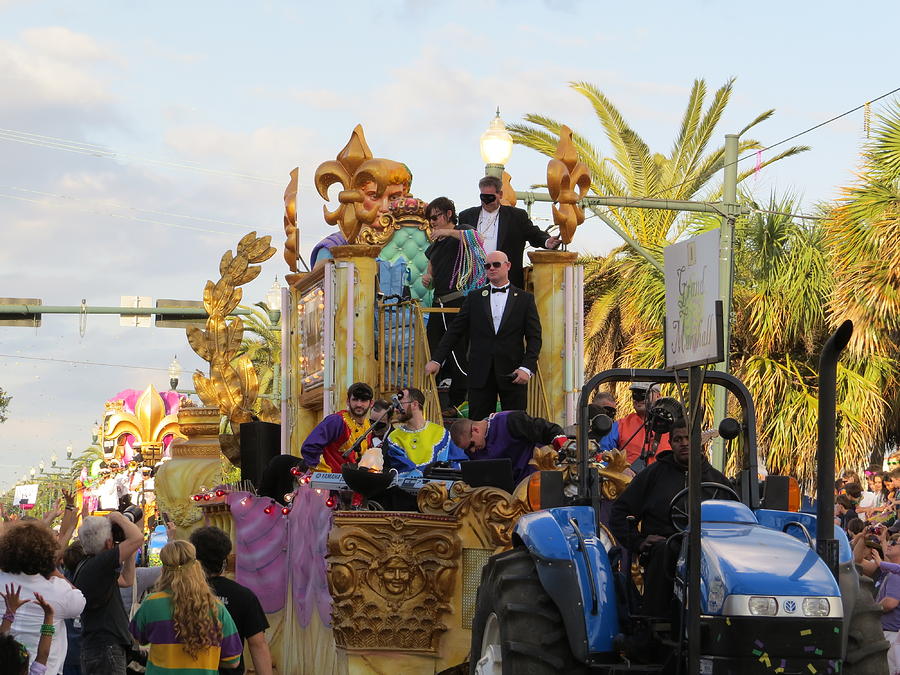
[0,496,272,675]
[837,451,900,673]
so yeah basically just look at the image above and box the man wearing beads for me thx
[422,197,487,412]
[384,387,468,477]
[457,175,560,289]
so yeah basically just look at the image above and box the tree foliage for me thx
[509,79,900,489]
[0,387,10,423]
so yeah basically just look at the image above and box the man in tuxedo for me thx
[458,175,561,289]
[425,250,542,421]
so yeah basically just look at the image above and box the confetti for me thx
[800,629,813,636]
[753,649,762,656]
[754,639,764,648]
[814,649,822,656]
[759,653,771,667]
[808,664,817,674]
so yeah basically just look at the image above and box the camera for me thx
[110,504,144,543]
[647,397,685,434]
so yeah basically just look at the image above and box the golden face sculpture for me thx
[315,125,411,244]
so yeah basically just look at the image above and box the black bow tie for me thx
[491,286,508,294]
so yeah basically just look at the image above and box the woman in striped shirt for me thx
[130,541,241,674]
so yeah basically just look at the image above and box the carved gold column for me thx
[330,245,380,406]
[528,250,580,425]
[154,406,224,540]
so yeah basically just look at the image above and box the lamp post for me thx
[168,355,181,391]
[29,467,35,479]
[50,453,57,468]
[66,445,73,460]
[480,108,513,178]
[265,277,282,324]
[38,460,45,474]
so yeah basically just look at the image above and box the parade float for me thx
[152,123,628,674]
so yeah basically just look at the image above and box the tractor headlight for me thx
[802,597,830,617]
[748,596,778,616]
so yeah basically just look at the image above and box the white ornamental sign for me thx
[664,229,723,369]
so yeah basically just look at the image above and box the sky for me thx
[0,0,897,489]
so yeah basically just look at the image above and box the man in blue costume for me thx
[385,387,468,476]
[449,411,567,485]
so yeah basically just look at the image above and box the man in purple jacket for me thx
[449,411,567,484]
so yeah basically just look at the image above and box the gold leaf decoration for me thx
[547,124,591,244]
[283,167,300,272]
[186,232,276,428]
[104,384,186,465]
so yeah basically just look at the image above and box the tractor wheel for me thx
[843,568,889,675]
[469,547,584,675]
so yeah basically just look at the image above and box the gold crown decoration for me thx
[547,124,591,244]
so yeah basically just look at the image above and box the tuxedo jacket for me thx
[431,284,542,389]
[458,205,551,288]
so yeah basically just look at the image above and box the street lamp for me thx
[66,445,73,460]
[169,355,181,391]
[480,108,514,178]
[29,467,35,479]
[91,422,100,445]
[39,461,45,474]
[265,277,282,323]
[50,453,57,468]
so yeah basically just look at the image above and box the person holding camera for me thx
[73,509,144,675]
[426,249,542,421]
[617,382,671,470]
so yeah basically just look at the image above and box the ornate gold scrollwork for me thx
[328,513,460,652]
[282,167,299,272]
[598,448,633,500]
[357,196,430,246]
[418,482,531,551]
[314,125,412,245]
[186,232,277,426]
[547,124,591,244]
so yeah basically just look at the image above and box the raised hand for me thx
[1,584,30,614]
[33,592,54,621]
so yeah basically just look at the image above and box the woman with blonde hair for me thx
[129,540,241,673]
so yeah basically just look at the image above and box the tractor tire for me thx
[469,547,585,675]
[843,569,889,675]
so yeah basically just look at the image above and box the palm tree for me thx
[232,302,280,422]
[825,102,900,456]
[510,79,809,376]
[510,79,900,489]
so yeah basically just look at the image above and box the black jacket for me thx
[609,450,729,553]
[458,205,551,288]
[431,284,541,389]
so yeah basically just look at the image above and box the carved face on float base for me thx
[380,555,413,595]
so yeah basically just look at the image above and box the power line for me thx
[0,189,278,237]
[0,127,286,186]
[0,352,181,373]
[603,85,900,208]
[0,184,272,233]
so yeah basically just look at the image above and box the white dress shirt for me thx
[0,570,86,675]
[488,283,509,332]
[477,208,500,254]
[487,283,532,377]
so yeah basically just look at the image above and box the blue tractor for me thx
[470,322,888,674]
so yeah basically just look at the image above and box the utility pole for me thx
[711,134,740,470]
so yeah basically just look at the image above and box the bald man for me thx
[427,250,542,420]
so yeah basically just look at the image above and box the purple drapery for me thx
[226,488,333,626]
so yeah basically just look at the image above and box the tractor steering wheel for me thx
[669,482,740,532]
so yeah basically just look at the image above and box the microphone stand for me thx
[341,404,396,460]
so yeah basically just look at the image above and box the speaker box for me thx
[761,475,791,511]
[239,421,281,489]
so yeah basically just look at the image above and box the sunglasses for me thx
[428,213,442,222]
[486,261,505,269]
[631,392,646,401]
[479,193,497,204]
